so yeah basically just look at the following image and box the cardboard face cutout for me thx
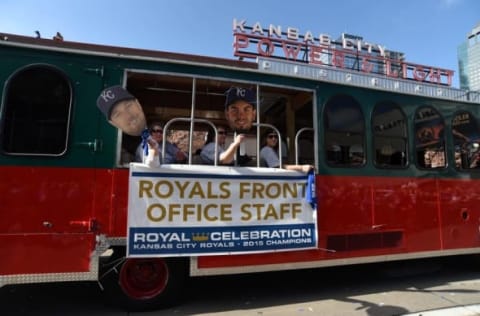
[96,85,146,136]
[108,99,147,136]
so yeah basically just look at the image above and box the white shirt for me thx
[135,140,182,165]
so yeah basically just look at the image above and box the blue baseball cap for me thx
[224,87,257,108]
[96,85,135,119]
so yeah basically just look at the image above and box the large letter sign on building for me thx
[233,18,454,86]
[127,164,317,257]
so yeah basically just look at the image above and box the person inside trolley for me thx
[224,86,313,172]
[223,86,256,166]
[260,128,314,172]
[135,122,187,166]
[200,124,239,165]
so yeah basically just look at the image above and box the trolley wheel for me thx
[101,256,188,311]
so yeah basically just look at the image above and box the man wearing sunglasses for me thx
[200,125,242,165]
[135,122,187,165]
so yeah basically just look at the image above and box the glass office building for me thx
[458,23,480,91]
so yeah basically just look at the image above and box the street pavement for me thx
[1,255,479,316]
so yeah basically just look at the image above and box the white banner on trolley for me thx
[127,163,317,257]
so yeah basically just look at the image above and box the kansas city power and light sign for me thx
[233,19,453,86]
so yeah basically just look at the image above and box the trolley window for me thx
[122,72,315,168]
[324,94,365,167]
[452,111,480,170]
[414,106,446,169]
[1,65,71,155]
[373,102,407,168]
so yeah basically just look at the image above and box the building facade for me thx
[458,22,480,91]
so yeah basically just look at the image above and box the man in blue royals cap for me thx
[221,86,313,172]
[219,86,257,166]
[224,86,257,133]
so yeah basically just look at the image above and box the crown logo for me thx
[192,233,209,242]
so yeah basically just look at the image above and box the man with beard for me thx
[223,86,313,172]
[222,86,257,166]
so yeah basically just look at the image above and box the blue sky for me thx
[0,0,478,87]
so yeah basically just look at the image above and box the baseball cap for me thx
[224,87,256,108]
[96,85,135,119]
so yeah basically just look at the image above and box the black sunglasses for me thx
[267,134,278,139]
[151,129,163,133]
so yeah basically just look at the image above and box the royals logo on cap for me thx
[224,87,256,108]
[96,85,135,119]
